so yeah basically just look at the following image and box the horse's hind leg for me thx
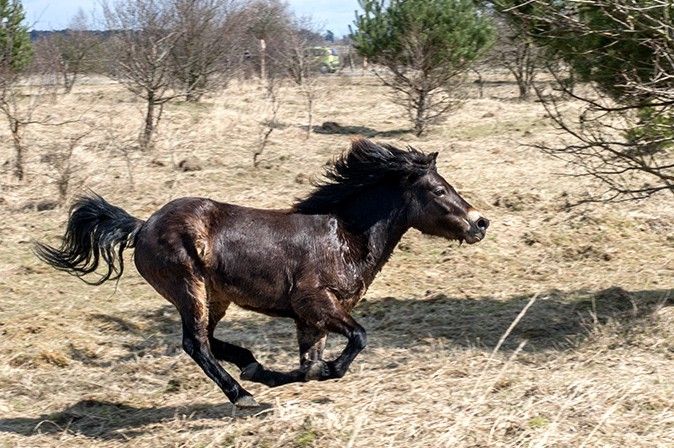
[177,279,258,407]
[207,301,260,370]
[204,297,304,387]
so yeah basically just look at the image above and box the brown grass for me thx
[0,72,672,447]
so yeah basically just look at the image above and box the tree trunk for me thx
[517,77,529,100]
[64,73,75,94]
[13,136,24,180]
[259,38,267,82]
[140,94,155,150]
[414,90,428,137]
[305,90,313,139]
[9,120,24,180]
[185,70,203,102]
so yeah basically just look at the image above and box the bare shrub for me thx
[241,0,293,81]
[42,129,91,203]
[492,19,541,100]
[497,0,674,201]
[282,18,324,139]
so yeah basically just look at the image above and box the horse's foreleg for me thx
[235,324,328,388]
[296,322,328,367]
[293,290,367,381]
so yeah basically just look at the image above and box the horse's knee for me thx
[182,336,197,356]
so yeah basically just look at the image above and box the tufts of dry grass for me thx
[0,71,672,447]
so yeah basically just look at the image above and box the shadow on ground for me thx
[310,121,411,138]
[79,286,674,360]
[1,287,670,440]
[358,287,672,351]
[0,399,272,440]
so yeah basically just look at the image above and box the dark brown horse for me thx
[35,139,489,407]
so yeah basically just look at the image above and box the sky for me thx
[22,0,362,37]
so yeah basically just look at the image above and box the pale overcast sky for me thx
[22,0,361,37]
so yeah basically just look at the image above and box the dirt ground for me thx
[0,72,672,447]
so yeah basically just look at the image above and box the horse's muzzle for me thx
[465,211,489,244]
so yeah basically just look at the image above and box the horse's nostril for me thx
[476,217,489,230]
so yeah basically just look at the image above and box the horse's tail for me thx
[34,194,144,285]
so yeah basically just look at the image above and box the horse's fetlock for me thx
[352,329,367,350]
[304,360,330,381]
[240,362,262,381]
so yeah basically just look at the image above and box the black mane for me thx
[294,139,437,214]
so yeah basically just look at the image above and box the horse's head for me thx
[406,152,489,244]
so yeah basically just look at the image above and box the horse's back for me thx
[132,196,331,310]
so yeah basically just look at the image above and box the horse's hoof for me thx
[304,360,329,381]
[235,395,259,408]
[240,362,262,381]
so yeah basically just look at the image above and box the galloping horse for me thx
[35,139,489,407]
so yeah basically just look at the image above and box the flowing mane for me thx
[294,138,437,214]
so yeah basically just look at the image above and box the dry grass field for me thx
[0,72,672,447]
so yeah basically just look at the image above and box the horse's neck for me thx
[360,212,409,281]
[337,188,410,284]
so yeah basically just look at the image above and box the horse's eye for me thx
[433,188,446,197]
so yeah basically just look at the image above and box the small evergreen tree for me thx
[495,0,674,200]
[0,0,32,73]
[0,0,33,180]
[352,0,494,136]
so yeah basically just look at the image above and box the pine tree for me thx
[494,0,674,200]
[0,0,32,73]
[352,0,494,136]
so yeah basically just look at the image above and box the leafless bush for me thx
[241,0,293,81]
[169,0,243,101]
[42,129,92,202]
[0,66,66,180]
[282,18,323,139]
[535,79,674,202]
[496,33,540,99]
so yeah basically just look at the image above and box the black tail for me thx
[34,194,144,285]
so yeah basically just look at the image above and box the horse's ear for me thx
[429,152,438,168]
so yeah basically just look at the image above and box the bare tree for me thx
[103,0,180,149]
[38,9,99,93]
[536,80,674,202]
[488,13,541,100]
[244,0,291,81]
[282,18,323,138]
[42,129,92,202]
[169,0,242,101]
[498,35,539,99]
[0,0,35,179]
